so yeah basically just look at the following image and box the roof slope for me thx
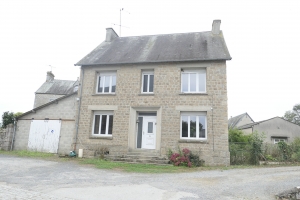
[238,117,300,130]
[17,92,77,119]
[228,113,254,129]
[75,31,231,66]
[35,80,78,95]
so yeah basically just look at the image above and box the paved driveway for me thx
[0,154,299,200]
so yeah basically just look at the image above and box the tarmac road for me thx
[0,154,299,200]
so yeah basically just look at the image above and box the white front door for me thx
[142,116,156,149]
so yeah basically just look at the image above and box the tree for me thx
[1,111,23,128]
[228,128,250,143]
[283,104,300,125]
[1,111,14,128]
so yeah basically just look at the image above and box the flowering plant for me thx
[169,148,192,167]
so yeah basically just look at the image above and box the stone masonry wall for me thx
[0,124,14,151]
[34,94,65,108]
[14,93,77,155]
[77,61,230,166]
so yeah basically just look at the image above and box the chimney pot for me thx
[106,28,119,42]
[46,71,55,82]
[212,20,221,35]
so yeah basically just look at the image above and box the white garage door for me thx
[28,120,61,153]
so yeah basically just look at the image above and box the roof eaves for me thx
[16,92,78,120]
[75,57,231,67]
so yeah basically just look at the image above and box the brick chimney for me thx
[46,71,55,82]
[212,20,221,35]
[105,28,119,42]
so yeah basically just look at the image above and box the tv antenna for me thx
[114,8,130,36]
[48,65,56,72]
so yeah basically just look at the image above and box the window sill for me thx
[138,93,154,96]
[90,136,113,140]
[92,94,116,96]
[179,93,208,95]
[178,139,208,143]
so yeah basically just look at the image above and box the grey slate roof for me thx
[35,79,79,95]
[75,31,231,66]
[228,113,254,129]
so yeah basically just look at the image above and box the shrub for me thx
[169,148,203,167]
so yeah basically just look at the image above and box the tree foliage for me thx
[283,104,300,125]
[228,128,250,143]
[1,111,23,128]
[1,111,14,128]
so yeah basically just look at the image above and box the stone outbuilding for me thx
[74,20,232,166]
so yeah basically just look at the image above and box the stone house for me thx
[228,113,254,129]
[34,71,78,108]
[238,117,300,144]
[74,20,232,166]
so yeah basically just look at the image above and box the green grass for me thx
[1,150,299,173]
[0,150,56,158]
[80,158,196,173]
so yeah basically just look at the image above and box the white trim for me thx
[180,112,207,140]
[141,70,154,93]
[181,68,206,93]
[96,71,116,94]
[92,111,114,137]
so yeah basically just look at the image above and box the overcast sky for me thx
[1,0,299,123]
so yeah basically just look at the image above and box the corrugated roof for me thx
[35,79,79,95]
[75,30,231,66]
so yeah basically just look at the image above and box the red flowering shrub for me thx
[169,148,192,167]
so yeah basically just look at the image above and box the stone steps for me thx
[105,150,170,165]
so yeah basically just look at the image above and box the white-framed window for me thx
[92,111,114,136]
[273,138,287,144]
[180,112,207,139]
[141,71,154,93]
[181,69,206,93]
[96,72,116,94]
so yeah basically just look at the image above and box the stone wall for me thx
[34,94,65,108]
[77,61,230,166]
[0,124,14,151]
[14,93,77,154]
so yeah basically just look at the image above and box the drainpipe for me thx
[211,95,214,151]
[74,68,84,151]
[10,119,17,151]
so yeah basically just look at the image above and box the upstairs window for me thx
[141,71,154,93]
[96,72,116,94]
[92,111,113,136]
[181,69,206,93]
[181,112,207,139]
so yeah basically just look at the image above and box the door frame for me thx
[128,107,162,152]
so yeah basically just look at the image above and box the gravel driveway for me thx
[0,154,299,200]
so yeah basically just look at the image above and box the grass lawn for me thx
[1,150,298,173]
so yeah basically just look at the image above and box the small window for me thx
[96,72,116,94]
[274,138,287,144]
[141,71,154,93]
[181,112,206,139]
[181,69,206,93]
[92,111,113,136]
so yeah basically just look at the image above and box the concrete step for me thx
[105,154,170,165]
